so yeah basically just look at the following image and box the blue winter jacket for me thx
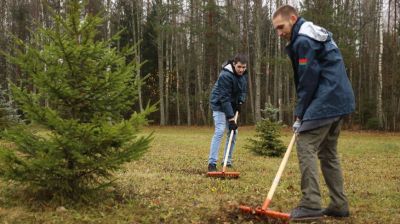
[209,61,247,119]
[286,17,355,121]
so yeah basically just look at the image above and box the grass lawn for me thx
[0,126,399,223]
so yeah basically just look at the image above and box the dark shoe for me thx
[220,163,232,168]
[290,207,323,221]
[322,208,350,217]
[208,164,217,172]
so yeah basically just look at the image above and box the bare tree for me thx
[253,0,262,122]
[155,0,166,125]
[377,0,384,128]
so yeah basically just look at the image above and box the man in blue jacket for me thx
[208,54,247,172]
[272,5,355,221]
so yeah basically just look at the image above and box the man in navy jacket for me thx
[208,54,247,172]
[272,5,355,221]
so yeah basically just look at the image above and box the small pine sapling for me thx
[246,103,286,157]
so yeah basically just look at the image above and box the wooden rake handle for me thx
[262,133,297,210]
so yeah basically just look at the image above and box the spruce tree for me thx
[245,103,286,157]
[0,1,154,200]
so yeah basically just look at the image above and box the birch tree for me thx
[377,0,384,128]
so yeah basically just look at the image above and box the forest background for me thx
[1,0,399,131]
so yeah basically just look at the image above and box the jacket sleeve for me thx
[218,74,235,119]
[294,38,321,119]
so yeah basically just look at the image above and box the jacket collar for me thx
[289,17,306,46]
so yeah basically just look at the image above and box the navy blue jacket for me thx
[209,61,247,119]
[286,17,355,121]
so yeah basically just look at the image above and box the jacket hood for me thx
[290,17,332,45]
[223,63,234,74]
[298,21,330,42]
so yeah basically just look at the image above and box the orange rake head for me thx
[207,171,240,178]
[239,205,290,220]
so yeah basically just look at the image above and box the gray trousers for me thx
[296,119,349,211]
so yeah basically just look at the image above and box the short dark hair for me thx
[273,5,298,19]
[233,53,248,64]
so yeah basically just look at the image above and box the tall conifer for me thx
[0,0,154,200]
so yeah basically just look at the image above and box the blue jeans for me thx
[208,111,237,165]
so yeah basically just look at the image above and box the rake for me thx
[239,133,297,220]
[207,111,240,178]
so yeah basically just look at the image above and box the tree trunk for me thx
[135,1,144,112]
[265,2,272,106]
[377,0,384,129]
[156,2,165,125]
[184,44,191,125]
[165,33,170,125]
[243,1,254,123]
[194,0,207,125]
[196,63,207,125]
[106,0,111,42]
[253,0,262,122]
[173,0,181,125]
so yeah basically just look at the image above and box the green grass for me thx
[1,126,399,223]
